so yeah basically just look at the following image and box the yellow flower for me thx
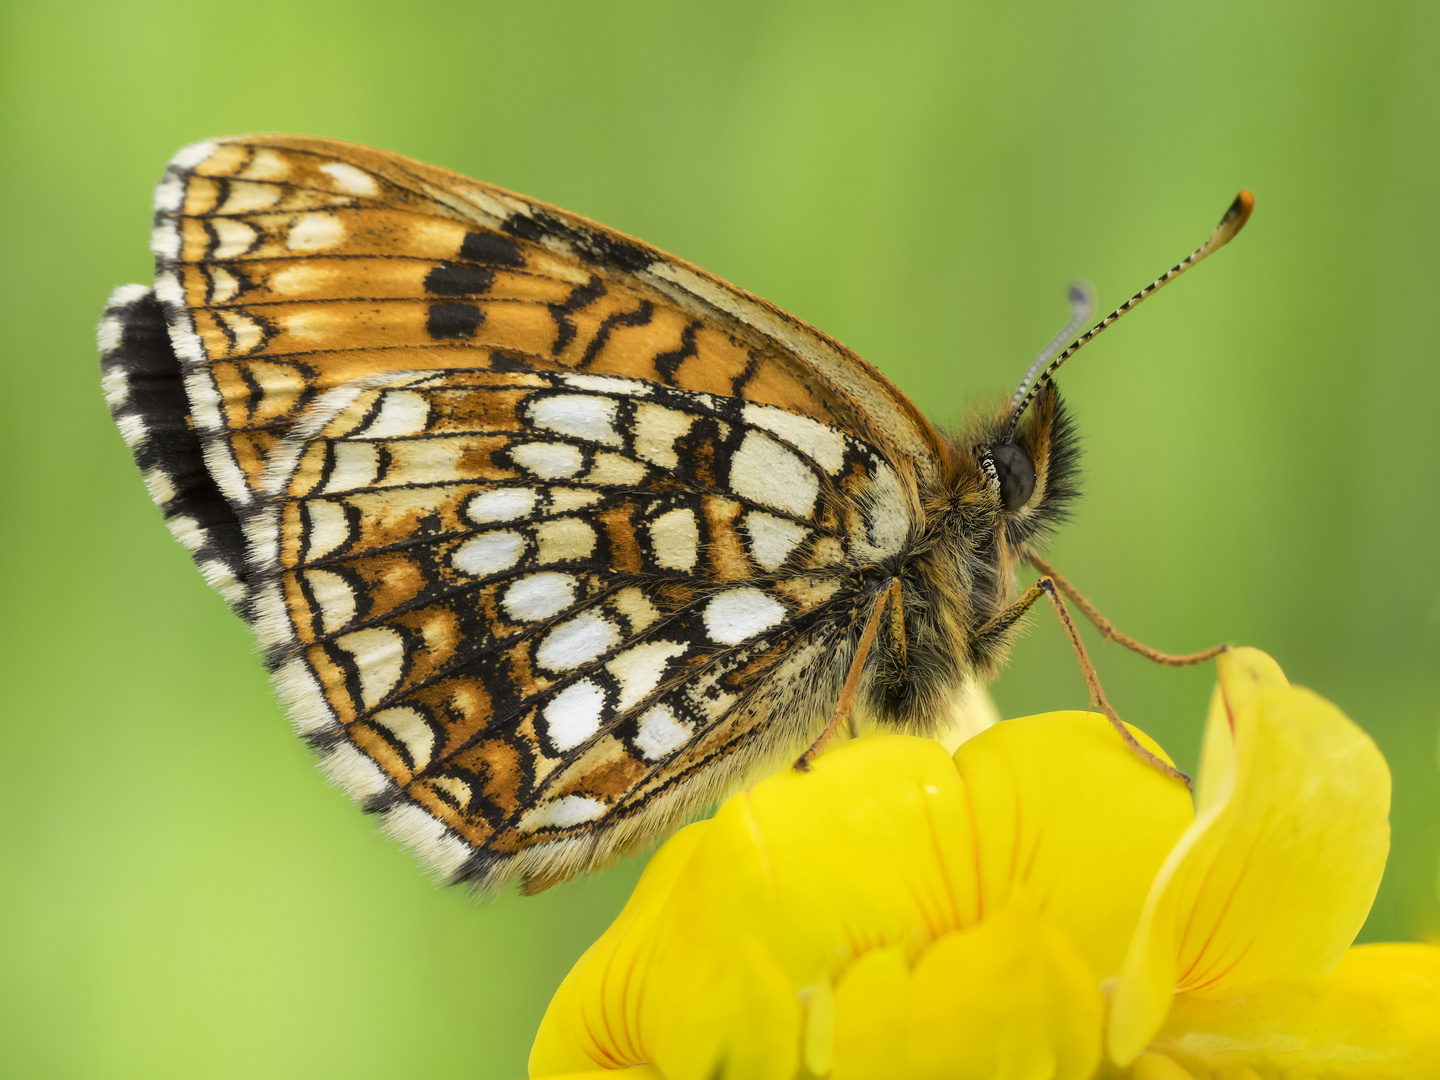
[528,650,1440,1080]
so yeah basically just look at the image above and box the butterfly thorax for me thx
[861,385,1081,729]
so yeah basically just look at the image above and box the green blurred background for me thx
[2,1,1437,1075]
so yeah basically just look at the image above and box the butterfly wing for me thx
[255,368,913,889]
[106,135,946,890]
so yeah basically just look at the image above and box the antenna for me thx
[1006,190,1255,440]
[1011,280,1096,411]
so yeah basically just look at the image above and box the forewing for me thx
[149,134,947,518]
[253,371,914,888]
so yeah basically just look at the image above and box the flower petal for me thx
[1194,647,1287,814]
[647,935,801,1080]
[673,735,986,980]
[539,718,1195,1076]
[682,718,1190,985]
[953,711,1194,980]
[832,946,911,1080]
[1109,667,1392,1064]
[830,912,1104,1080]
[906,908,1102,1080]
[529,822,709,1076]
[1144,943,1440,1078]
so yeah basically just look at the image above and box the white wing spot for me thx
[361,390,430,438]
[548,487,602,513]
[607,640,689,711]
[319,161,379,196]
[467,487,536,523]
[208,266,240,303]
[544,680,607,751]
[305,569,357,634]
[304,500,352,560]
[115,413,147,448]
[382,438,460,485]
[429,775,472,808]
[537,610,620,672]
[512,442,584,478]
[587,452,647,486]
[729,431,819,518]
[324,441,380,492]
[269,263,329,296]
[634,703,694,761]
[242,148,291,181]
[371,707,436,770]
[743,512,810,571]
[334,627,406,708]
[865,461,910,556]
[189,372,227,433]
[503,572,576,622]
[648,508,699,571]
[703,587,787,645]
[216,311,266,352]
[558,373,654,397]
[452,530,526,577]
[612,587,660,633]
[287,213,347,252]
[536,517,597,563]
[211,218,258,259]
[527,794,607,829]
[632,403,695,469]
[220,181,281,215]
[528,394,621,446]
[742,405,848,474]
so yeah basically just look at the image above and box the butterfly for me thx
[99,135,1251,894]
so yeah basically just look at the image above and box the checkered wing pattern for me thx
[101,135,946,891]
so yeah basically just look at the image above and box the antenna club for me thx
[1219,190,1256,239]
[1006,189,1256,435]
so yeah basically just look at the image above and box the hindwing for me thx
[255,370,913,887]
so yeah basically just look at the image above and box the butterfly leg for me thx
[986,578,1193,789]
[795,578,903,771]
[1027,554,1225,667]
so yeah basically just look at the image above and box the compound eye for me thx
[991,443,1036,512]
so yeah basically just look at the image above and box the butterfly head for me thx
[968,381,1082,553]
